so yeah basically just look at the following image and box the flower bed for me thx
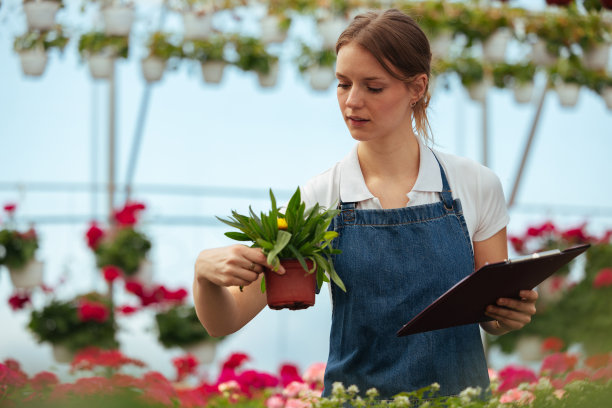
[1,350,611,407]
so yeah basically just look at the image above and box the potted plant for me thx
[13,26,69,77]
[404,1,458,59]
[142,31,182,83]
[184,35,228,84]
[27,292,118,363]
[451,57,491,102]
[493,62,537,104]
[173,0,214,40]
[525,13,568,67]
[78,31,129,79]
[316,0,351,48]
[100,0,135,37]
[549,58,587,108]
[467,6,514,63]
[261,1,292,44]
[217,188,346,310]
[234,36,280,88]
[155,304,224,364]
[0,203,42,289]
[579,12,611,71]
[22,0,63,31]
[295,44,336,91]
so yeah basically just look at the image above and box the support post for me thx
[108,61,117,223]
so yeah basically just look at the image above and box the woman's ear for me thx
[411,73,429,104]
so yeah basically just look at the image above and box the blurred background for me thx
[1,0,611,382]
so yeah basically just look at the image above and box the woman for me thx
[193,9,537,398]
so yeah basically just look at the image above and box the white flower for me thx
[331,382,345,396]
[347,385,360,394]
[366,388,379,398]
[430,382,440,392]
[392,395,410,407]
[535,377,553,391]
[459,386,481,403]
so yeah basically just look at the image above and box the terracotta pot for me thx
[141,57,166,83]
[201,61,226,84]
[264,259,316,310]
[318,17,348,49]
[9,260,43,289]
[513,82,534,104]
[102,5,135,36]
[483,28,511,63]
[583,43,610,71]
[308,65,335,91]
[52,343,75,364]
[555,82,580,108]
[182,12,212,40]
[257,61,279,88]
[182,341,217,365]
[18,49,48,77]
[260,15,288,44]
[602,87,612,110]
[23,0,60,31]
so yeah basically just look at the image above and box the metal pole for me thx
[507,78,549,208]
[108,61,117,223]
[91,83,99,219]
[482,92,488,167]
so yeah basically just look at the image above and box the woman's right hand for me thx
[194,245,285,288]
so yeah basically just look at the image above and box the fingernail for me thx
[498,299,506,306]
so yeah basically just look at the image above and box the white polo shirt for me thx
[301,141,509,243]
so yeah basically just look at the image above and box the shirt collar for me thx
[339,140,443,203]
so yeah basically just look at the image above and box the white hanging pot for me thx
[516,335,543,362]
[513,81,534,104]
[201,61,226,84]
[257,61,279,88]
[483,28,511,63]
[308,65,335,91]
[23,0,61,31]
[602,87,612,110]
[52,343,75,364]
[260,15,288,44]
[430,31,453,60]
[131,259,153,285]
[318,17,348,49]
[182,341,217,365]
[531,39,557,67]
[9,260,44,289]
[87,53,115,79]
[555,81,581,108]
[18,49,48,77]
[182,11,212,40]
[583,43,611,71]
[102,5,135,37]
[141,56,166,83]
[467,80,490,103]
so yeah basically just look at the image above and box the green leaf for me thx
[255,238,274,250]
[224,232,252,241]
[329,263,346,292]
[267,230,292,266]
[287,244,308,272]
[260,274,266,293]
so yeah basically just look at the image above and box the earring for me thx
[411,101,417,108]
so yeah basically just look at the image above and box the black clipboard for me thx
[396,244,590,337]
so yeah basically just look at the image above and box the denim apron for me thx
[323,157,490,398]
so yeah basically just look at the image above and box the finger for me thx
[496,298,537,315]
[242,247,285,274]
[486,305,532,325]
[519,289,539,301]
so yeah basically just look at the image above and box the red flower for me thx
[561,225,590,243]
[541,353,578,377]
[77,300,109,323]
[173,354,199,382]
[279,364,302,387]
[71,348,145,372]
[497,366,537,393]
[125,280,145,297]
[541,337,564,353]
[222,353,250,371]
[85,221,105,250]
[3,203,16,214]
[585,353,611,369]
[116,304,140,315]
[509,236,525,253]
[0,359,28,389]
[113,202,146,227]
[162,287,188,303]
[72,376,113,396]
[111,373,144,389]
[30,371,59,391]
[8,293,31,311]
[564,369,590,385]
[593,268,612,289]
[102,265,122,283]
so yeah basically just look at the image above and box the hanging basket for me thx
[555,81,581,108]
[602,87,612,110]
[318,17,348,49]
[308,65,335,91]
[86,53,115,79]
[583,43,611,71]
[264,259,316,310]
[102,5,135,37]
[482,28,511,63]
[513,81,534,104]
[141,57,166,83]
[23,0,61,31]
[516,335,543,362]
[182,12,212,41]
[201,61,226,84]
[130,259,153,285]
[257,61,279,88]
[260,15,288,44]
[430,31,453,60]
[52,343,75,364]
[9,260,44,289]
[182,341,217,365]
[18,49,48,77]
[467,79,490,103]
[531,39,557,67]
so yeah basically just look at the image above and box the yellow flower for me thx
[277,218,288,230]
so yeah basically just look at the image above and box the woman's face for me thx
[336,42,417,144]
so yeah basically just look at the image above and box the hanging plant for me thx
[22,0,64,31]
[141,31,182,83]
[184,35,229,84]
[13,26,69,76]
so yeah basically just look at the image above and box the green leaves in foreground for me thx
[217,187,345,292]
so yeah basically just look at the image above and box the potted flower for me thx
[217,188,346,310]
[296,44,336,91]
[549,58,588,108]
[451,57,491,102]
[100,0,135,37]
[155,304,224,364]
[261,1,292,44]
[22,0,63,31]
[405,1,458,59]
[233,36,280,88]
[463,6,514,63]
[142,31,182,83]
[493,62,537,104]
[77,31,129,79]
[579,12,610,71]
[0,203,42,289]
[184,35,229,84]
[173,0,214,40]
[27,292,118,363]
[524,13,566,67]
[13,26,69,77]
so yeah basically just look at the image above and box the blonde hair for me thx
[336,9,433,143]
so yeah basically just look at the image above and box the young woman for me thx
[193,9,537,398]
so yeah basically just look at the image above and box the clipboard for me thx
[396,244,590,337]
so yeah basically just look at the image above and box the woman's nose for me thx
[345,87,363,108]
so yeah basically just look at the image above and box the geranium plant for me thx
[0,203,38,271]
[155,304,222,348]
[217,188,345,292]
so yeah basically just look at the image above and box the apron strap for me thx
[338,201,356,225]
[430,150,454,210]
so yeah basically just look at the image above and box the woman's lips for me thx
[347,116,369,127]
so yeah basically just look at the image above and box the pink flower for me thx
[173,354,199,382]
[283,381,310,398]
[285,398,311,408]
[561,225,590,243]
[102,265,122,283]
[593,268,612,289]
[541,337,564,353]
[509,236,525,253]
[85,222,105,250]
[3,203,17,214]
[266,395,286,408]
[8,293,31,310]
[116,305,140,315]
[564,369,590,385]
[113,202,146,227]
[303,362,325,386]
[72,376,113,396]
[222,353,250,371]
[541,353,578,377]
[497,366,537,392]
[499,388,535,404]
[280,364,302,387]
[30,371,59,391]
[488,368,499,382]
[71,348,146,372]
[77,300,109,323]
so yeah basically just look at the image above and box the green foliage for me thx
[549,57,591,86]
[493,62,537,88]
[155,304,222,348]
[94,227,151,276]
[0,228,38,270]
[217,188,345,292]
[144,31,182,60]
[233,36,278,74]
[13,27,69,52]
[78,32,129,59]
[184,35,228,62]
[27,293,118,352]
[449,57,485,87]
[295,44,336,73]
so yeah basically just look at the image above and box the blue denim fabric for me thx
[322,157,490,399]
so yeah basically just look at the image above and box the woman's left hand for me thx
[485,289,538,332]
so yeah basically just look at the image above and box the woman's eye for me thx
[337,83,350,89]
[368,87,383,93]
